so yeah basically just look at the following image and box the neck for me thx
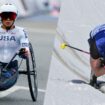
[1,25,15,31]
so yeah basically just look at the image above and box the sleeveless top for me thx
[90,24,105,58]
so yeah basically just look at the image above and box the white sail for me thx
[44,1,105,105]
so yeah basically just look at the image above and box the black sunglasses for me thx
[0,12,17,20]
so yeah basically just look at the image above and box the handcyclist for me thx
[88,24,105,87]
[0,4,29,90]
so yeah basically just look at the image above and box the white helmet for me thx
[0,4,18,15]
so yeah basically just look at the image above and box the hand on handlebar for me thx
[19,48,29,59]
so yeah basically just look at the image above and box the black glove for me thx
[19,48,27,59]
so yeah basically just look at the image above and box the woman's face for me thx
[0,12,16,28]
[2,18,14,27]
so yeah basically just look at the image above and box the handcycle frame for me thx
[0,42,38,102]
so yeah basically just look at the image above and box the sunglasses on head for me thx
[0,12,17,20]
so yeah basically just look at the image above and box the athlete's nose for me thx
[6,18,11,20]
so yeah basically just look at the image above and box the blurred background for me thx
[0,0,61,105]
[0,0,61,17]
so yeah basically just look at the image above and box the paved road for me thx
[0,14,57,105]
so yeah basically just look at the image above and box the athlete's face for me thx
[0,12,16,28]
[2,18,14,27]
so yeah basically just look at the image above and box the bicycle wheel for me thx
[26,43,38,102]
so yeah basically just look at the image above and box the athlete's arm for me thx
[19,29,29,58]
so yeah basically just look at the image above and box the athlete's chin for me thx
[5,25,12,27]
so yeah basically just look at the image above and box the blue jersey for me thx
[90,24,105,58]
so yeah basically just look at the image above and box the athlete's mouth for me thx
[5,22,11,25]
